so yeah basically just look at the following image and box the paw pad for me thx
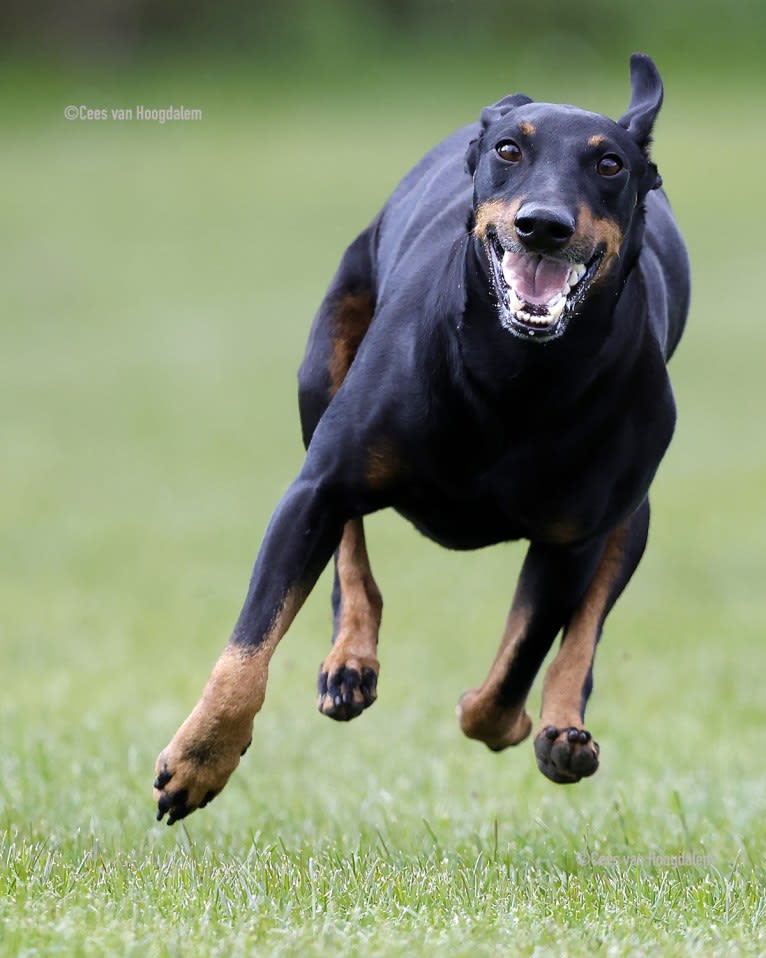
[317,663,378,721]
[534,725,600,784]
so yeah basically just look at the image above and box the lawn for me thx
[1,57,764,956]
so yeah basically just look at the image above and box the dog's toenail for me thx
[154,768,172,789]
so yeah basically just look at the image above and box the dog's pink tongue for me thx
[502,251,569,304]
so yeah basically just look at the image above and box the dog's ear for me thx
[618,53,663,152]
[478,92,534,129]
[465,92,532,176]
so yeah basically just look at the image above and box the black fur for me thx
[233,53,688,642]
[156,55,690,819]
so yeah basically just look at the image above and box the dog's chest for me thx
[474,452,607,544]
[394,433,620,549]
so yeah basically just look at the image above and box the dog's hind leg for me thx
[317,517,382,720]
[534,499,650,783]
[297,222,378,446]
[297,224,384,721]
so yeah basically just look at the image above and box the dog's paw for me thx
[153,717,253,824]
[456,690,532,750]
[534,725,600,783]
[317,652,379,721]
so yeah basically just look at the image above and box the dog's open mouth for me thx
[486,235,602,342]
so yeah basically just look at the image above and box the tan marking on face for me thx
[519,121,536,136]
[474,196,525,245]
[317,519,382,714]
[365,439,401,490]
[576,204,623,280]
[588,134,606,148]
[328,291,375,396]
[456,600,533,749]
[538,519,630,730]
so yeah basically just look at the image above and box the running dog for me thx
[154,54,690,824]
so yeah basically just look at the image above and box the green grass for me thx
[1,59,765,956]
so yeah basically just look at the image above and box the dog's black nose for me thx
[514,206,575,251]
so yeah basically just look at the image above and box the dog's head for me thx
[467,54,664,343]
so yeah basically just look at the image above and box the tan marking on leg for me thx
[456,601,533,750]
[534,520,635,783]
[538,520,629,732]
[474,196,525,246]
[365,440,400,490]
[328,291,375,396]
[519,121,536,136]
[154,589,302,814]
[588,134,606,148]
[540,518,585,547]
[318,518,382,718]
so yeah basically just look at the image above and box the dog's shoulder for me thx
[373,124,478,310]
[381,122,479,214]
[640,190,691,361]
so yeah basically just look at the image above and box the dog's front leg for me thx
[316,517,382,721]
[534,499,650,783]
[457,537,606,752]
[153,470,348,824]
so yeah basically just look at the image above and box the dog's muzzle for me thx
[486,233,602,342]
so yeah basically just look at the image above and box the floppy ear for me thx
[465,92,532,176]
[478,92,534,129]
[618,53,663,151]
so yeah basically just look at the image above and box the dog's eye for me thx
[597,154,623,177]
[496,140,523,163]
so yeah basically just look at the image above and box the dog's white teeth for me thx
[505,259,590,334]
[547,297,566,321]
[509,285,567,328]
[517,309,554,327]
[567,263,586,288]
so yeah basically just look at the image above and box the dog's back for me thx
[641,190,690,360]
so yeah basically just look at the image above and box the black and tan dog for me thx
[154,54,689,823]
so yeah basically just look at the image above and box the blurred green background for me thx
[1,3,765,954]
